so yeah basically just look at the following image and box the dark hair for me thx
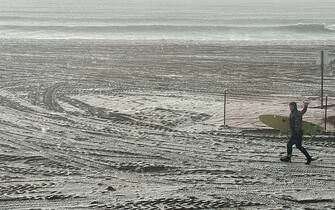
[289,102,297,110]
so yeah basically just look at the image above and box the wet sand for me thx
[0,39,334,209]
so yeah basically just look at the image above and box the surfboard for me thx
[259,114,323,135]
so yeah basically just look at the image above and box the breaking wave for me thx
[0,23,334,33]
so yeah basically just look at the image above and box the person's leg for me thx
[295,131,313,163]
[287,133,296,158]
[281,133,295,162]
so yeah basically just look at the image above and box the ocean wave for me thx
[0,15,196,22]
[277,23,335,32]
[0,23,334,33]
[326,24,335,31]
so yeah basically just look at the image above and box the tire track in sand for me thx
[42,83,65,112]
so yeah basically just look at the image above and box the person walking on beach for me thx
[280,102,316,165]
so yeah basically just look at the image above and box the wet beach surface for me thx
[0,39,334,209]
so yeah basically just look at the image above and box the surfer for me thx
[280,102,316,165]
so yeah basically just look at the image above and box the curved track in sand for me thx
[43,82,65,112]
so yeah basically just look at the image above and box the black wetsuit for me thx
[287,107,312,160]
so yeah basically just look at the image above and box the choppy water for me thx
[1,0,335,41]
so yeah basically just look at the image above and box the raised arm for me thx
[301,102,308,114]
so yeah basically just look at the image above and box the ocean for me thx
[1,0,335,42]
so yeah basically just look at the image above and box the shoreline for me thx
[2,37,335,46]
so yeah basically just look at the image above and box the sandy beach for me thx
[0,39,335,209]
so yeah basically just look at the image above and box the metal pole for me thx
[325,96,328,132]
[224,90,227,126]
[321,50,324,109]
